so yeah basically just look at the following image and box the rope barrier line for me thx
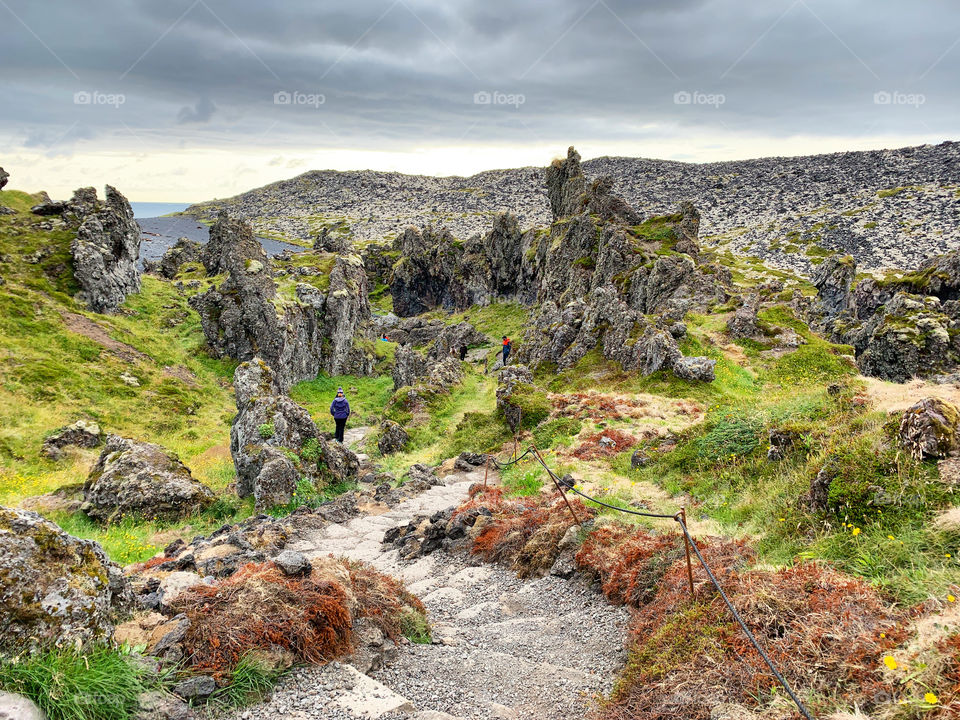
[513,444,816,720]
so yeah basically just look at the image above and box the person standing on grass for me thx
[330,387,351,443]
[502,336,512,366]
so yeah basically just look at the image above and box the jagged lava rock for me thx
[0,507,131,653]
[71,186,142,313]
[81,435,215,523]
[157,236,202,279]
[41,419,103,460]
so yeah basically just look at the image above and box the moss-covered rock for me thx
[0,507,132,654]
[899,397,960,459]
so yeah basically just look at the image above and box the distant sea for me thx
[130,202,192,219]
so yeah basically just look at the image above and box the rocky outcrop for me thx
[813,252,960,382]
[384,147,727,380]
[0,507,131,653]
[0,167,8,190]
[899,397,960,459]
[377,420,409,455]
[70,186,142,313]
[81,436,215,523]
[496,365,538,434]
[392,345,464,391]
[231,360,358,510]
[190,214,374,388]
[41,419,103,460]
[427,321,487,360]
[157,236,202,279]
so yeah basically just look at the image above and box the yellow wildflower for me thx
[851,527,861,536]
[948,594,956,603]
[883,655,898,670]
[924,692,938,705]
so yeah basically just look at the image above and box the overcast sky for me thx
[1,0,956,201]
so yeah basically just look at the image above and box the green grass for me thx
[209,652,284,708]
[291,373,395,427]
[48,496,254,564]
[423,301,529,345]
[399,608,432,644]
[0,645,152,720]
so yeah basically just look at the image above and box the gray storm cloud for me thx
[0,0,955,153]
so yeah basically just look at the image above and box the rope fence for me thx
[479,442,816,720]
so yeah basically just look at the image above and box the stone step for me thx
[328,663,416,718]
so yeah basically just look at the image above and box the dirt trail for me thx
[224,463,629,720]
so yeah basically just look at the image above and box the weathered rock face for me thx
[157,236,202,279]
[0,167,8,190]
[899,397,960,459]
[81,436,215,523]
[191,214,374,388]
[388,147,727,376]
[71,186,142,313]
[230,360,358,510]
[427,321,487,361]
[726,294,761,339]
[813,252,960,381]
[377,420,409,455]
[0,507,131,653]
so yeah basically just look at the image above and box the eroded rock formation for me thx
[190,213,374,388]
[69,186,142,313]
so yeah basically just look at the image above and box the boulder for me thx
[812,255,856,317]
[0,167,8,191]
[81,436,215,523]
[899,397,960,459]
[726,294,761,339]
[672,356,716,382]
[171,676,216,701]
[495,365,536,434]
[41,419,103,460]
[134,690,195,720]
[0,507,131,653]
[157,237,202,279]
[0,693,44,720]
[378,420,409,455]
[71,186,142,313]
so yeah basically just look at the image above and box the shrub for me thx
[257,423,275,439]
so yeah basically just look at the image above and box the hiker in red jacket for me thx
[501,336,512,366]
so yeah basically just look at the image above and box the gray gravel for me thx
[213,467,630,720]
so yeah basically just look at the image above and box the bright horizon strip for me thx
[2,131,946,203]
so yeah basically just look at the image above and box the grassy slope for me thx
[0,190,251,562]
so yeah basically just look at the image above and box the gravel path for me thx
[223,466,630,720]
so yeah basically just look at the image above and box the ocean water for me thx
[130,201,192,219]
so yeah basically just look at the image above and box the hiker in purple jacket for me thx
[330,387,351,443]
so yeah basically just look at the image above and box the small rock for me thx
[273,549,312,576]
[120,372,141,387]
[134,690,195,720]
[171,675,216,701]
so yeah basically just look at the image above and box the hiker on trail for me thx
[330,387,350,443]
[502,336,512,365]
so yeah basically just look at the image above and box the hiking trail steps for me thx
[224,463,630,720]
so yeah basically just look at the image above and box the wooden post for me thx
[680,507,695,598]
[532,446,581,526]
